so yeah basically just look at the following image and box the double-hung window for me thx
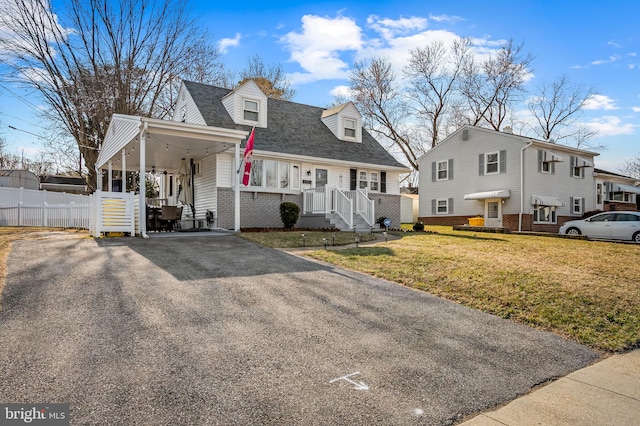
[571,197,583,215]
[485,152,499,174]
[437,160,448,180]
[243,99,259,122]
[359,171,368,189]
[437,199,449,214]
[370,172,379,191]
[344,118,356,138]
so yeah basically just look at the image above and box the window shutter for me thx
[582,198,585,212]
[580,165,585,179]
[431,199,436,215]
[551,160,555,174]
[538,149,542,172]
[570,156,574,176]
[350,169,357,191]
[449,197,454,214]
[431,162,436,182]
[380,172,387,193]
[499,150,507,173]
[570,197,574,212]
[479,154,484,175]
[448,159,454,180]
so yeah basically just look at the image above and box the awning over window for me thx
[613,183,640,194]
[574,156,593,168]
[541,150,564,162]
[464,189,511,200]
[531,195,565,207]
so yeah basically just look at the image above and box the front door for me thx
[484,199,502,227]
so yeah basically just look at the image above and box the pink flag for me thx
[242,127,255,186]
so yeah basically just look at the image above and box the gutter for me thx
[519,141,534,232]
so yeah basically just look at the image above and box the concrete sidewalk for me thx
[460,349,640,426]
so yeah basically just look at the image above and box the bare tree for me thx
[528,74,598,146]
[404,38,473,149]
[349,57,420,170]
[620,156,640,179]
[0,0,226,190]
[460,39,534,130]
[236,54,296,100]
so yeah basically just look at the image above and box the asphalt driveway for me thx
[0,233,599,425]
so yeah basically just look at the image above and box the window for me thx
[541,159,552,174]
[479,151,505,175]
[249,158,300,190]
[612,191,634,203]
[278,161,289,188]
[437,199,449,214]
[243,99,259,122]
[265,160,277,187]
[359,171,367,189]
[315,168,328,188]
[533,206,557,224]
[571,197,583,215]
[570,156,587,178]
[291,165,300,190]
[437,160,448,180]
[486,152,499,174]
[370,172,378,191]
[344,118,356,138]
[597,183,602,204]
[250,159,263,186]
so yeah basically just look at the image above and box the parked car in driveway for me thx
[559,211,640,242]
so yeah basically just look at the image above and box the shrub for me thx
[413,222,425,231]
[279,202,300,230]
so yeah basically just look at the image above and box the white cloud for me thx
[330,85,352,98]
[583,94,619,111]
[218,33,241,54]
[584,116,636,136]
[282,14,363,83]
[428,14,464,24]
[366,15,427,41]
[632,106,640,112]
[591,55,621,65]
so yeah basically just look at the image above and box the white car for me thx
[559,211,640,243]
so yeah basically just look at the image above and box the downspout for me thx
[519,141,534,232]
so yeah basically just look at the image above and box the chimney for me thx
[502,126,513,134]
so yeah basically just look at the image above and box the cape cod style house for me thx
[94,80,409,236]
[418,125,640,233]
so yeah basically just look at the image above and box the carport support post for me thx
[234,143,240,231]
[108,161,113,192]
[121,148,127,192]
[139,130,147,236]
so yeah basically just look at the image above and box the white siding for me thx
[193,154,218,219]
[321,103,362,142]
[222,81,268,128]
[217,153,235,188]
[419,126,597,218]
[174,84,206,125]
[523,149,595,216]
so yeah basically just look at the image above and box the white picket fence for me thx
[0,187,91,229]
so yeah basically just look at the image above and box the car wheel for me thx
[633,231,640,243]
[566,227,581,236]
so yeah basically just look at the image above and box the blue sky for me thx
[1,0,639,173]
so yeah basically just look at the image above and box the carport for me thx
[95,114,250,236]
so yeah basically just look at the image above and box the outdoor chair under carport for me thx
[157,205,182,231]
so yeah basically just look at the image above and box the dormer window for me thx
[243,99,259,122]
[344,118,356,138]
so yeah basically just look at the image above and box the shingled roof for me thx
[183,80,408,169]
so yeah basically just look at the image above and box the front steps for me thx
[300,213,377,232]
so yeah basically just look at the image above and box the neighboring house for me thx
[0,169,39,190]
[40,175,89,194]
[593,168,640,212]
[95,80,409,234]
[418,125,604,233]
